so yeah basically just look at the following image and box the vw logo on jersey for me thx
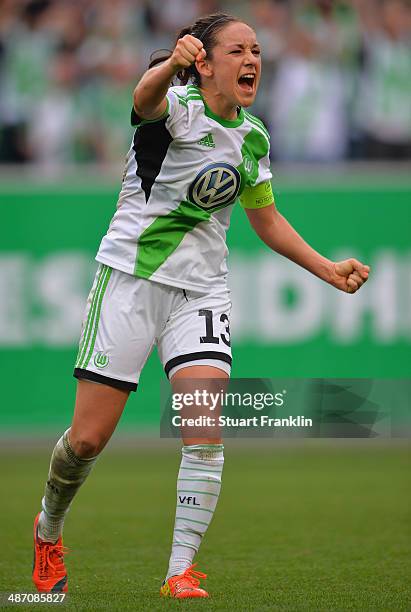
[188,162,241,211]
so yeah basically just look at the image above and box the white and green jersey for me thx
[96,84,273,291]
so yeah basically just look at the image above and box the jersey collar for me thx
[190,85,245,128]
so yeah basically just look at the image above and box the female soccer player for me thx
[32,13,369,599]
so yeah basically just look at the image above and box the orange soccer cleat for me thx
[160,564,208,599]
[32,513,68,592]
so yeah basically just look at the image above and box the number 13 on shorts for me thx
[161,289,232,379]
[198,309,230,347]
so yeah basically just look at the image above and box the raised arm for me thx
[245,203,370,293]
[133,35,205,120]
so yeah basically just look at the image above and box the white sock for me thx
[38,429,97,543]
[166,444,224,580]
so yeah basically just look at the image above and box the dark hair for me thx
[148,13,240,86]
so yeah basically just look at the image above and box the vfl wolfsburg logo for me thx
[94,352,109,369]
[188,162,241,211]
[243,154,254,174]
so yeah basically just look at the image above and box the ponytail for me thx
[148,48,172,70]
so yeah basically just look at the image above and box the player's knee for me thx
[70,432,107,458]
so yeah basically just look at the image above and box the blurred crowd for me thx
[0,0,410,167]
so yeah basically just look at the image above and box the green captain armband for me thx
[239,180,274,209]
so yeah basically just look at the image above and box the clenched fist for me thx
[169,35,206,72]
[330,259,370,293]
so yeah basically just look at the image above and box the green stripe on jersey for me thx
[175,94,188,108]
[176,87,202,103]
[244,111,270,140]
[135,200,210,278]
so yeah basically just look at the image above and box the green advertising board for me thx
[1,174,410,432]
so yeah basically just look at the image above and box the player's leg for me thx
[33,266,156,592]
[158,288,231,598]
[37,381,129,543]
[33,381,130,593]
[161,365,227,599]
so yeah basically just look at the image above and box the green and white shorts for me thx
[73,264,232,392]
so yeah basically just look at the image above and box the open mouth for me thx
[237,73,255,94]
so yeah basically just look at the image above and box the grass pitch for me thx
[0,442,409,611]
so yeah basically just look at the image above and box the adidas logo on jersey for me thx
[197,133,215,148]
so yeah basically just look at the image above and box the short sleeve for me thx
[131,96,170,126]
[131,88,189,138]
[163,88,191,138]
[254,148,272,186]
